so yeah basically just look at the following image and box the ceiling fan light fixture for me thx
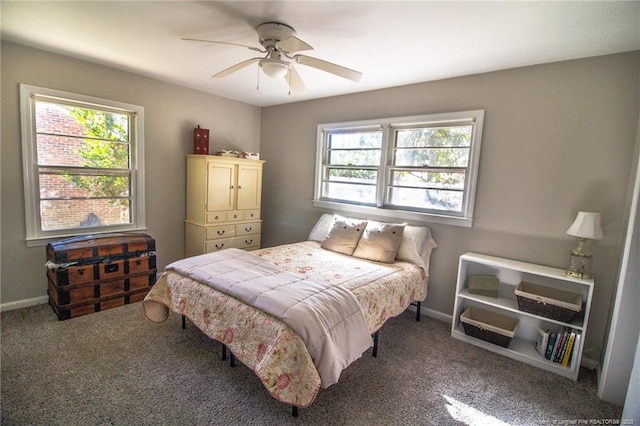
[259,58,289,78]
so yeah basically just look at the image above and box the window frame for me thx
[20,84,146,246]
[321,125,385,207]
[314,110,485,227]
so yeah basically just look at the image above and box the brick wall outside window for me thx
[37,104,129,231]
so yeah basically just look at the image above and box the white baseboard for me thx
[423,307,453,323]
[407,303,453,323]
[581,357,599,370]
[0,296,49,312]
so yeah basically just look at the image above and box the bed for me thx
[143,214,436,413]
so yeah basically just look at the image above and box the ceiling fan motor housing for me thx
[257,22,296,49]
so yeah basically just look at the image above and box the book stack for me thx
[535,328,579,367]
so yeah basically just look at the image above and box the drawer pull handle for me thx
[233,214,238,219]
[78,268,85,276]
[217,230,225,235]
[229,185,234,189]
[215,216,219,220]
[245,239,253,245]
[105,264,119,274]
[135,260,142,266]
[238,186,242,189]
[245,227,252,232]
[215,244,224,249]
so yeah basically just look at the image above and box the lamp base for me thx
[566,238,593,280]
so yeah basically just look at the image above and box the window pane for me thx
[396,126,471,148]
[322,182,377,204]
[391,170,465,190]
[37,134,130,168]
[394,148,469,167]
[40,199,131,231]
[328,168,377,184]
[39,173,130,199]
[35,101,130,142]
[387,187,463,212]
[328,149,381,166]
[328,132,382,149]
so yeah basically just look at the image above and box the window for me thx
[20,84,145,245]
[314,110,484,227]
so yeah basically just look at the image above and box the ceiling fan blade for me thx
[182,37,264,53]
[277,36,313,53]
[212,57,261,78]
[294,55,362,82]
[285,66,308,95]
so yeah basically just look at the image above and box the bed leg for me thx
[230,352,236,368]
[415,301,421,321]
[181,315,186,329]
[222,344,227,362]
[292,406,299,417]
[372,331,379,358]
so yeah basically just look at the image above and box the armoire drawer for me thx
[205,237,234,252]
[244,210,260,221]
[231,235,261,251]
[228,210,244,221]
[236,222,261,236]
[206,225,236,240]
[205,235,261,252]
[206,212,227,223]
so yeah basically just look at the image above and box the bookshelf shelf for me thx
[451,252,594,381]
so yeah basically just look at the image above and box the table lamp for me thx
[566,212,603,279]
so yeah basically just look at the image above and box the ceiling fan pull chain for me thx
[256,67,260,91]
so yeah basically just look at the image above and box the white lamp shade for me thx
[566,212,604,240]
[259,59,289,78]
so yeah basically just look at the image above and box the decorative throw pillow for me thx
[353,221,406,263]
[320,215,367,256]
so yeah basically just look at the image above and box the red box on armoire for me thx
[193,125,209,154]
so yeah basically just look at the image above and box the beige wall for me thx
[0,42,261,305]
[260,51,640,360]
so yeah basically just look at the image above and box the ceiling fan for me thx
[183,22,362,95]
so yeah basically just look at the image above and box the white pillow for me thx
[308,213,335,241]
[396,225,437,270]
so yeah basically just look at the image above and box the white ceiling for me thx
[2,1,639,107]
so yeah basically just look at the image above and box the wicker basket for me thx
[515,282,582,323]
[460,307,518,348]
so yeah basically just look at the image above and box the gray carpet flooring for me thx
[1,302,622,425]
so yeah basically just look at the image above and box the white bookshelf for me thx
[451,252,594,380]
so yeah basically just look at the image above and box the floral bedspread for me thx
[143,241,427,408]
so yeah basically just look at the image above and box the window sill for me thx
[25,226,148,248]
[312,200,472,228]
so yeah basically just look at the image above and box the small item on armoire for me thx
[193,125,209,155]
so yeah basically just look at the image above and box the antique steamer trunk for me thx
[46,233,156,320]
